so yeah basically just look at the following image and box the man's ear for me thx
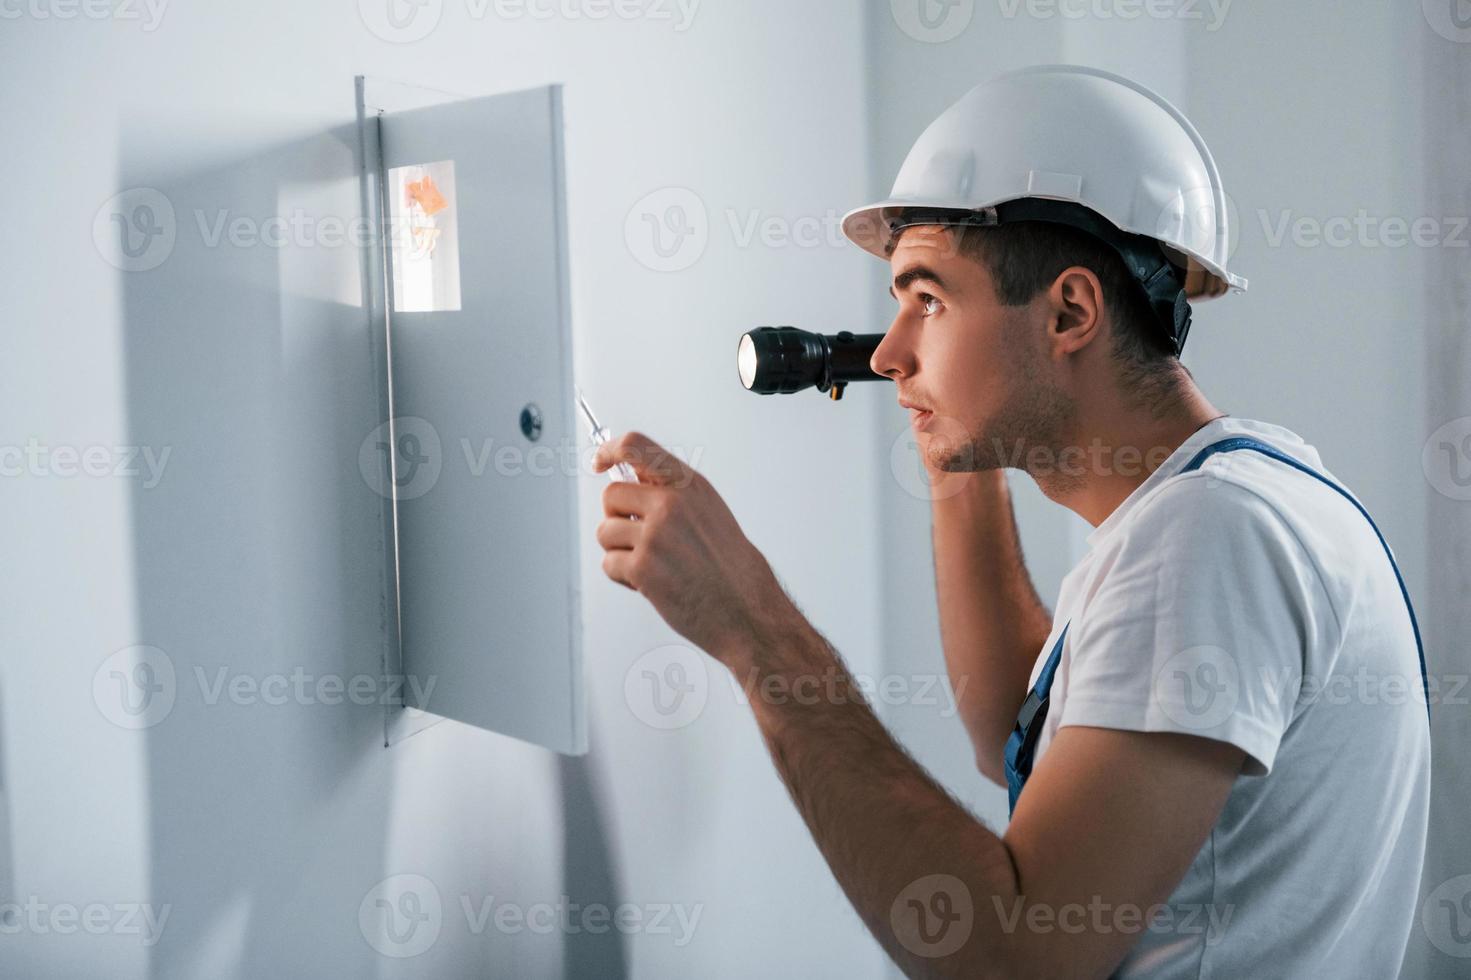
[1045,266,1103,357]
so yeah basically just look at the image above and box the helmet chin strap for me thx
[888,198,1194,356]
[1137,256,1193,356]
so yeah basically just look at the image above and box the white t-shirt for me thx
[1026,416,1431,979]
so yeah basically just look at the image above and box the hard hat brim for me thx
[841,197,1248,299]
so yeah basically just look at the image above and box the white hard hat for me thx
[842,64,1245,354]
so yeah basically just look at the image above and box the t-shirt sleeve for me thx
[1057,473,1336,776]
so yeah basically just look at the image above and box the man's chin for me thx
[926,428,1021,473]
[927,438,985,473]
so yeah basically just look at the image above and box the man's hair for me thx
[898,220,1189,408]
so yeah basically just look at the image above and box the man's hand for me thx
[593,431,794,667]
[590,434,1245,980]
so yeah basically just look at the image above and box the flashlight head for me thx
[737,333,760,391]
[737,326,829,394]
[737,326,889,396]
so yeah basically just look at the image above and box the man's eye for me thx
[920,294,942,315]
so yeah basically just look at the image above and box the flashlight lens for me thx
[737,333,758,390]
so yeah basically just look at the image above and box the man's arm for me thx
[931,470,1055,783]
[592,433,1245,978]
[726,608,1242,980]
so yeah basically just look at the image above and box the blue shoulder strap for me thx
[1178,436,1429,719]
[1001,434,1430,818]
[1002,624,1069,814]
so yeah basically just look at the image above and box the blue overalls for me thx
[1001,435,1430,816]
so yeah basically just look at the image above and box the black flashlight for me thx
[736,327,889,400]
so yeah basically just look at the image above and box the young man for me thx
[593,66,1430,978]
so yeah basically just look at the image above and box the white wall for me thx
[1412,11,1471,979]
[0,2,890,977]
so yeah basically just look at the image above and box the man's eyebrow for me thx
[888,265,947,298]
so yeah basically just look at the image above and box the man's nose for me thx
[869,315,915,380]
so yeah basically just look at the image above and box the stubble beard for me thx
[928,347,1080,490]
